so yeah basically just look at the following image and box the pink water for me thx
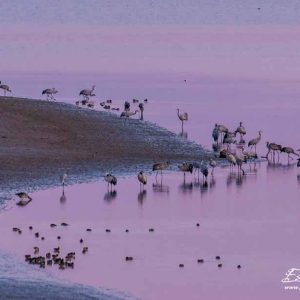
[0,73,300,299]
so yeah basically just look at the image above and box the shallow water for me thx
[1,73,300,299]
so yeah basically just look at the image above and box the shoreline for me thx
[0,96,210,205]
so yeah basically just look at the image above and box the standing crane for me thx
[138,103,144,120]
[281,146,299,161]
[235,122,246,143]
[0,82,12,96]
[137,171,147,190]
[79,85,95,101]
[152,161,170,179]
[104,174,117,191]
[266,142,282,161]
[177,108,188,131]
[248,130,262,153]
[42,88,58,101]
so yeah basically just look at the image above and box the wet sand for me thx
[0,96,209,203]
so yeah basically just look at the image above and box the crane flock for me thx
[1,81,299,196]
[101,119,299,194]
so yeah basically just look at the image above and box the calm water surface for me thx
[0,73,300,299]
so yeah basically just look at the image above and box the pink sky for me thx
[0,25,300,81]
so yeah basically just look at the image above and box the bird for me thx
[223,131,237,149]
[79,85,95,100]
[235,122,246,143]
[137,171,147,190]
[133,98,139,103]
[235,153,247,175]
[281,146,299,161]
[217,124,228,142]
[219,149,231,158]
[61,173,67,186]
[120,110,138,118]
[297,158,300,167]
[226,153,237,171]
[241,147,258,168]
[15,192,32,206]
[104,174,117,190]
[178,162,193,180]
[42,88,58,101]
[152,161,170,179]
[217,124,228,134]
[87,101,95,108]
[212,124,220,143]
[200,164,209,182]
[248,130,262,153]
[209,158,217,175]
[124,101,130,111]
[0,83,12,96]
[138,103,144,120]
[177,108,188,131]
[266,142,282,161]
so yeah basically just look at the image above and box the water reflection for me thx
[200,181,209,195]
[137,190,147,205]
[104,190,117,202]
[59,187,67,204]
[178,180,193,194]
[226,172,246,188]
[266,161,295,172]
[236,174,246,188]
[209,176,216,190]
[152,182,169,194]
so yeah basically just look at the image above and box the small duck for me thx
[15,192,32,206]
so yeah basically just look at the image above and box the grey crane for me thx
[104,174,117,191]
[234,153,247,175]
[178,162,193,180]
[79,85,95,100]
[212,124,220,143]
[281,146,299,161]
[138,103,144,120]
[235,122,246,143]
[177,108,188,131]
[152,161,170,179]
[0,82,12,96]
[137,171,147,190]
[124,101,130,111]
[248,130,262,153]
[42,88,58,101]
[217,124,228,142]
[223,131,237,150]
[120,110,138,118]
[209,158,217,175]
[226,153,237,172]
[266,142,282,161]
[60,173,67,186]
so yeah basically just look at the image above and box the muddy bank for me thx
[0,96,210,203]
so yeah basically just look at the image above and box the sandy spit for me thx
[0,96,210,203]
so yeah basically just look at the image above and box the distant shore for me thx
[0,96,210,203]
